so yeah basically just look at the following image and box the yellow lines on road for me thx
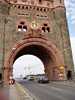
[15,82,35,100]
[15,82,29,96]
[15,82,37,100]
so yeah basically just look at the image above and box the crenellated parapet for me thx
[2,0,64,7]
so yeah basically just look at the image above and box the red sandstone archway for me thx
[4,37,66,84]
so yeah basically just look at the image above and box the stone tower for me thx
[0,0,74,83]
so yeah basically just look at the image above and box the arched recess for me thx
[4,37,66,84]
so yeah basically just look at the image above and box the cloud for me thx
[70,37,75,69]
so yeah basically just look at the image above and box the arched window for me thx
[20,21,24,25]
[40,8,43,12]
[22,6,24,9]
[44,24,47,26]
[18,5,20,9]
[44,8,46,12]
[26,6,28,10]
[18,25,22,32]
[42,27,45,32]
[47,27,50,32]
[18,21,27,32]
[23,26,27,32]
[42,24,50,33]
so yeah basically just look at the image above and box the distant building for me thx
[24,74,49,80]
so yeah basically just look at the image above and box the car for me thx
[29,76,35,81]
[23,77,27,80]
[38,76,49,83]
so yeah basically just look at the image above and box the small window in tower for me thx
[22,6,24,9]
[42,24,50,33]
[20,21,25,25]
[23,26,27,32]
[37,14,39,17]
[42,27,45,32]
[47,27,50,32]
[18,21,27,32]
[40,8,42,12]
[26,6,28,10]
[18,25,22,29]
[18,25,22,31]
[44,8,46,12]
[44,24,47,26]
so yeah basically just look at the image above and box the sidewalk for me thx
[9,83,34,100]
[0,85,9,100]
[9,85,20,100]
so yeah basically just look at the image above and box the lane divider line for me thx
[15,82,38,100]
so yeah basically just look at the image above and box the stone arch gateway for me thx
[0,0,74,84]
[4,37,65,83]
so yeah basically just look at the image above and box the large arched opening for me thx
[4,37,65,84]
[13,54,45,79]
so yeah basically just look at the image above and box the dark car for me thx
[38,76,49,83]
[23,77,27,80]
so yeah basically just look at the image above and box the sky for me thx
[64,0,75,67]
[13,55,45,78]
[65,0,75,37]
[13,0,75,78]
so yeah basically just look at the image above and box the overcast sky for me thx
[13,0,75,78]
[65,0,75,68]
[13,55,45,78]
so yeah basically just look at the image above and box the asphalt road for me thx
[19,80,75,100]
